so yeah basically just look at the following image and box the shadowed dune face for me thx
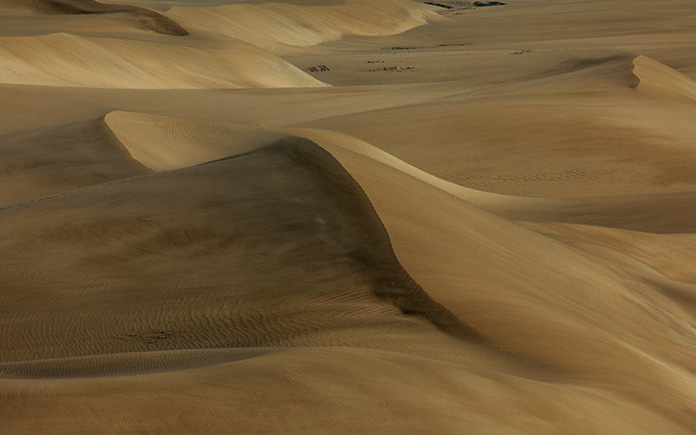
[0,118,150,206]
[104,111,289,171]
[3,0,696,433]
[0,138,468,365]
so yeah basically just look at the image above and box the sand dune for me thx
[633,55,696,102]
[4,133,696,432]
[104,111,696,233]
[105,111,287,171]
[1,138,470,364]
[2,0,188,35]
[166,0,437,52]
[300,55,696,198]
[3,0,696,433]
[0,33,328,88]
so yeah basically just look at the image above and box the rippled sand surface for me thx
[2,1,696,433]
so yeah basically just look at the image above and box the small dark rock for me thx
[474,1,507,6]
[424,1,454,9]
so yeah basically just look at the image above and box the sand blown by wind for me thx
[2,0,696,433]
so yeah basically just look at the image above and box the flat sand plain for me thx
[2,0,696,433]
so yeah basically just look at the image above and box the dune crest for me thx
[632,55,696,102]
[1,137,470,366]
[166,0,438,51]
[105,111,696,234]
[0,33,328,88]
[105,111,288,171]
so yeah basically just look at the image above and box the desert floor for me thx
[2,0,696,433]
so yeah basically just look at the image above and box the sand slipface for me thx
[2,0,696,433]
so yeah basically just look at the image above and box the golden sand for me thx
[2,0,696,433]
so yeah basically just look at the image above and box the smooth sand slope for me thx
[633,54,696,102]
[166,0,438,52]
[0,32,328,88]
[2,0,696,433]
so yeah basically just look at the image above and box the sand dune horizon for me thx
[2,0,696,433]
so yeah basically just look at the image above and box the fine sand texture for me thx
[2,0,696,433]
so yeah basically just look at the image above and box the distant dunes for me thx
[0,33,328,88]
[3,0,188,35]
[166,0,438,50]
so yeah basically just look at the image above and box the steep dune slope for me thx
[0,33,328,88]
[3,128,696,433]
[300,54,696,198]
[299,130,696,430]
[105,111,288,171]
[103,112,696,401]
[3,136,695,433]
[105,111,696,233]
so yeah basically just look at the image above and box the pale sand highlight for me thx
[0,33,328,88]
[633,55,696,103]
[166,0,438,52]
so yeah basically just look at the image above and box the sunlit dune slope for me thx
[105,111,288,171]
[290,132,696,431]
[633,55,696,102]
[166,0,437,51]
[3,347,689,435]
[300,54,696,198]
[105,111,696,234]
[0,33,328,88]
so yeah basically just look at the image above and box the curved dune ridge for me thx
[0,33,328,88]
[2,0,188,35]
[106,111,696,233]
[166,0,437,50]
[632,55,696,102]
[4,0,696,433]
[1,137,471,366]
[6,112,696,433]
